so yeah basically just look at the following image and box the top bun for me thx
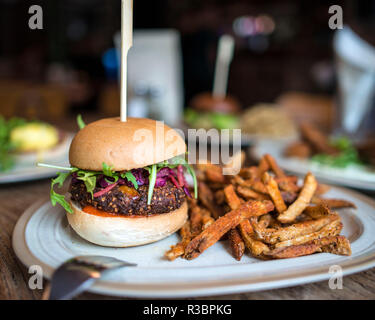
[190,92,241,114]
[69,117,186,171]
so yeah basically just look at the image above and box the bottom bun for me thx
[67,200,188,247]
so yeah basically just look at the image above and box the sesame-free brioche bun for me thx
[190,92,241,114]
[69,117,186,171]
[67,199,188,247]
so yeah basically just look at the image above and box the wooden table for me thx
[1,115,375,300]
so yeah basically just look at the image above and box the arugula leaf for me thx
[123,171,138,189]
[52,171,71,188]
[38,163,74,171]
[184,163,198,199]
[83,176,97,197]
[105,176,119,184]
[147,164,157,205]
[77,114,86,129]
[51,192,73,213]
[50,172,73,213]
[102,162,114,177]
[76,170,97,197]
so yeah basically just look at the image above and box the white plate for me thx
[12,187,375,298]
[252,140,375,191]
[0,134,73,184]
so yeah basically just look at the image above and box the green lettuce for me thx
[39,155,198,213]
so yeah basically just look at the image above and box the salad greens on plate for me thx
[312,136,363,168]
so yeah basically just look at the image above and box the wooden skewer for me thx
[120,0,133,122]
[212,34,235,99]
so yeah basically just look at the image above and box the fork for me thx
[42,255,137,300]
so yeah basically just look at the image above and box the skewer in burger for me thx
[40,117,197,247]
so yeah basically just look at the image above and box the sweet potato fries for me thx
[165,154,353,261]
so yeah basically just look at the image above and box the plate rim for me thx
[12,188,375,298]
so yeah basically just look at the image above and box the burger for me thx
[43,117,197,247]
[184,92,241,130]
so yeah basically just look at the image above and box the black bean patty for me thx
[69,180,186,216]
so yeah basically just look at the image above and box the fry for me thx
[311,197,356,209]
[257,156,270,176]
[319,235,351,255]
[223,184,245,260]
[233,175,267,194]
[300,123,339,155]
[236,186,269,200]
[252,214,339,245]
[228,228,245,261]
[184,200,274,260]
[198,181,224,219]
[276,177,300,193]
[275,175,298,184]
[304,204,331,219]
[264,154,299,192]
[274,219,343,248]
[168,152,353,262]
[264,154,286,178]
[258,214,272,228]
[250,179,268,194]
[190,205,203,236]
[265,235,351,259]
[205,167,226,183]
[207,182,226,190]
[314,184,331,196]
[277,172,317,223]
[214,190,225,205]
[201,208,215,230]
[280,191,298,204]
[239,219,270,257]
[263,172,287,214]
[232,175,249,187]
[240,166,259,179]
[224,184,242,210]
[265,242,322,259]
[268,216,283,229]
[196,162,221,173]
[165,221,192,261]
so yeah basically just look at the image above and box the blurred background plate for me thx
[0,133,73,184]
[251,139,375,191]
